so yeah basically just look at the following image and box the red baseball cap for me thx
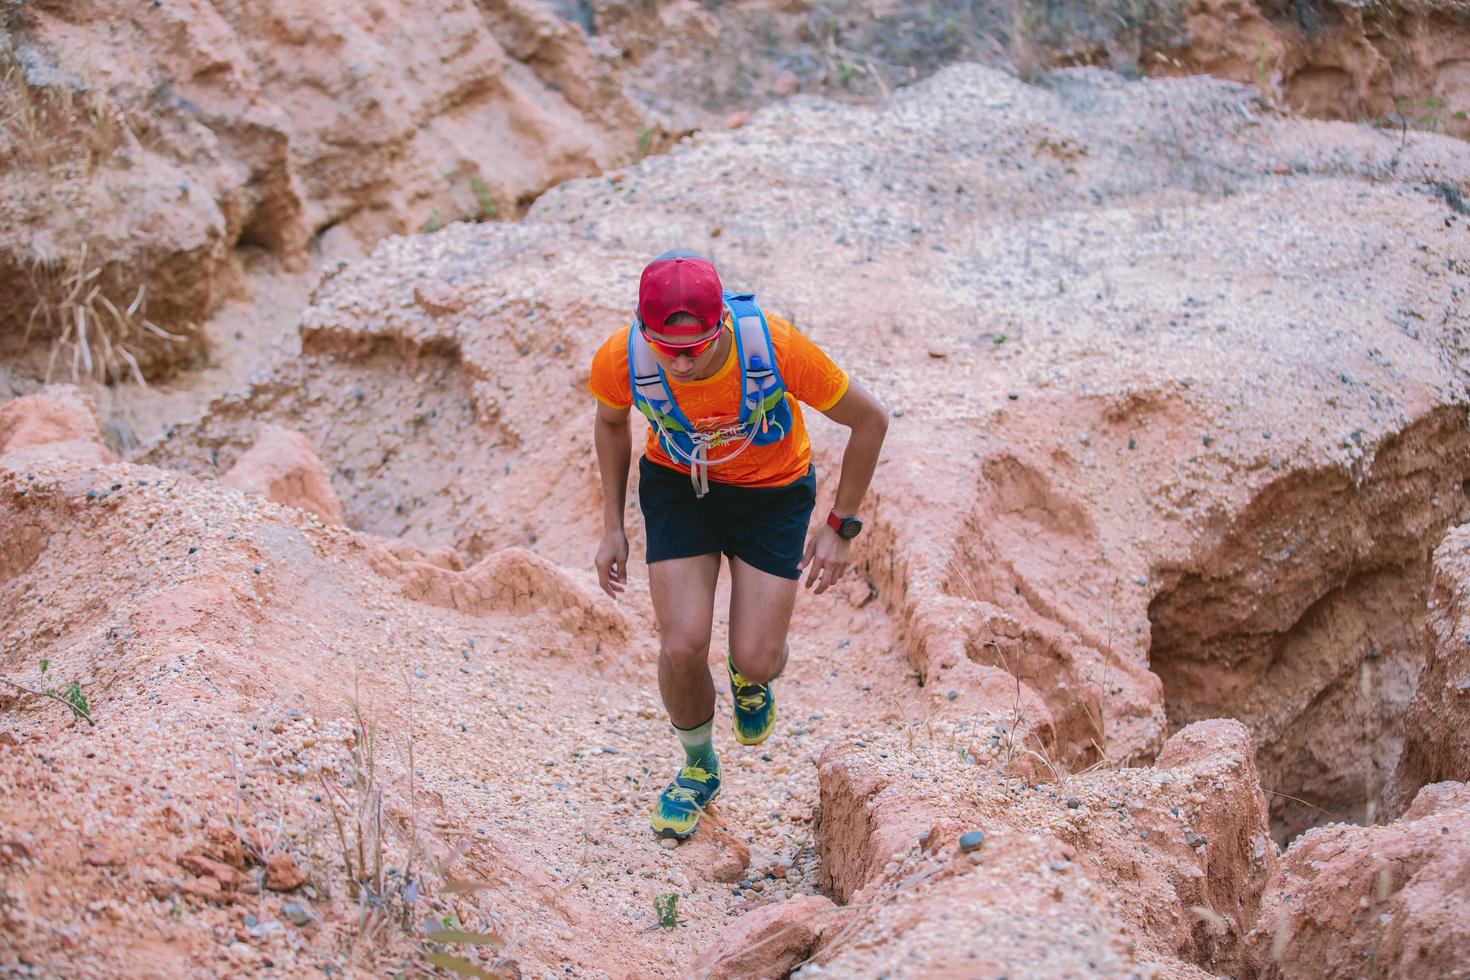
[638,250,724,337]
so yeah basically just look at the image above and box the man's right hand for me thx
[595,528,630,598]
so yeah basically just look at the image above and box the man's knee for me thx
[729,640,787,685]
[661,634,711,671]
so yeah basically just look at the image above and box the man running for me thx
[588,249,888,839]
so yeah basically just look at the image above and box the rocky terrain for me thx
[1,0,651,387]
[4,0,1467,401]
[2,54,1469,977]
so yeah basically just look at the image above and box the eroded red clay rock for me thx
[363,543,630,650]
[813,720,1276,975]
[1161,0,1470,140]
[264,852,307,892]
[698,894,835,980]
[683,810,751,884]
[1246,780,1470,979]
[1149,405,1470,840]
[0,458,637,975]
[3,0,652,377]
[1389,524,1470,812]
[222,424,345,525]
[0,386,117,468]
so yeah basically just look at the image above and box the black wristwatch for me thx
[827,510,863,540]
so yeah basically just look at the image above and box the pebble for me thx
[282,903,311,926]
[228,942,258,963]
[659,838,678,850]
[958,831,985,853]
[1067,797,1082,809]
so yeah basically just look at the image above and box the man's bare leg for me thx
[728,556,799,684]
[649,552,722,728]
[648,552,724,838]
[724,557,799,746]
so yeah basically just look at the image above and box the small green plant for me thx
[56,681,89,721]
[1,672,94,725]
[1254,38,1274,100]
[636,128,653,161]
[836,56,860,87]
[469,177,496,220]
[425,210,442,234]
[993,333,1008,345]
[654,891,680,929]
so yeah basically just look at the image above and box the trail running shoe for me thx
[650,763,721,839]
[727,657,776,746]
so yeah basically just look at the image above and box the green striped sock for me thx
[674,715,719,772]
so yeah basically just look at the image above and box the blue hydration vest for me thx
[628,291,793,496]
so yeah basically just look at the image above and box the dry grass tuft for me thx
[313,682,514,976]
[22,245,182,386]
[2,41,174,385]
[0,41,132,173]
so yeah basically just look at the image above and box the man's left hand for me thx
[799,524,851,594]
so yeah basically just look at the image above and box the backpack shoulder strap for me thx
[628,322,663,400]
[725,292,790,435]
[627,321,695,440]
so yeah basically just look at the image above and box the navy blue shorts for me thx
[638,457,817,580]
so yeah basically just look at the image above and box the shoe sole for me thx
[728,659,776,746]
[651,786,720,840]
[734,707,775,746]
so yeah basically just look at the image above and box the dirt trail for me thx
[4,64,1470,978]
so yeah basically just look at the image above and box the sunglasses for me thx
[640,321,725,360]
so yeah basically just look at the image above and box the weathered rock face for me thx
[1149,406,1470,840]
[809,720,1276,976]
[1388,524,1470,812]
[698,894,835,979]
[221,424,344,525]
[1162,0,1470,140]
[1246,780,1470,979]
[1,0,650,379]
[0,437,645,976]
[0,385,118,469]
[595,0,1470,142]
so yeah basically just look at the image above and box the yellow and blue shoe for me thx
[650,763,720,839]
[727,657,776,746]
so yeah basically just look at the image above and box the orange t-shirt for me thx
[587,314,849,488]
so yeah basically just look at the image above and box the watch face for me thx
[837,517,863,539]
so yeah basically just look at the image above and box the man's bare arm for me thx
[799,379,889,594]
[819,378,889,519]
[592,400,633,597]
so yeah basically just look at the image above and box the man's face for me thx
[643,315,726,382]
